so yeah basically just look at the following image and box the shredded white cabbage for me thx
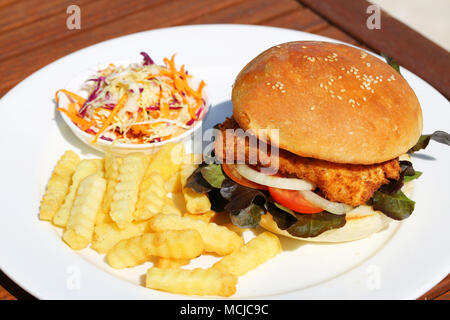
[69,55,206,144]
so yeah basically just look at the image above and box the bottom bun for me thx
[260,181,414,243]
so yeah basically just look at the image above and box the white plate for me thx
[0,24,448,300]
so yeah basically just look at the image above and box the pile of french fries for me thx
[39,142,282,297]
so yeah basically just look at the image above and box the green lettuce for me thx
[408,131,450,154]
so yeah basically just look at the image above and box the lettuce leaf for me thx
[200,163,226,188]
[185,165,212,193]
[267,202,347,238]
[371,190,415,221]
[379,160,416,195]
[409,131,450,153]
[403,171,422,182]
[381,53,400,73]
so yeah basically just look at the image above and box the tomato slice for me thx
[222,164,268,190]
[268,187,323,214]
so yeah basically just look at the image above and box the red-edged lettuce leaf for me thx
[371,190,415,221]
[267,202,346,238]
[222,180,268,228]
[185,165,213,193]
[379,160,416,195]
[409,131,450,153]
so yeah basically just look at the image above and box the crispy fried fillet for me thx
[215,117,400,206]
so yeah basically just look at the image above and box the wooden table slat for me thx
[0,0,169,61]
[187,0,300,24]
[263,7,327,34]
[0,0,91,34]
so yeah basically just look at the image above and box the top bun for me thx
[232,41,423,164]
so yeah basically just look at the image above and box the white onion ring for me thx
[235,164,315,191]
[299,190,353,215]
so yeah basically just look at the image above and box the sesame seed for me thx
[337,96,343,100]
[341,89,346,92]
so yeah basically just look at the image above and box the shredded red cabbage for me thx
[103,104,115,110]
[79,76,106,117]
[195,106,204,120]
[100,136,113,142]
[149,137,162,143]
[140,52,154,65]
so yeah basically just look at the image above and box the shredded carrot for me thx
[67,103,77,114]
[57,108,93,131]
[196,80,206,97]
[55,89,86,107]
[92,93,128,143]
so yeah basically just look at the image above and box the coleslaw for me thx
[55,52,207,144]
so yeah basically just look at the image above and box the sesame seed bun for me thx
[232,41,423,164]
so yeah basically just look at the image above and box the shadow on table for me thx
[0,270,36,300]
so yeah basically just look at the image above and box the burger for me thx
[186,41,449,242]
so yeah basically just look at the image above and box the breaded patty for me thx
[215,117,401,206]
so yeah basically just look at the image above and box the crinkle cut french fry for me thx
[182,187,211,214]
[96,153,122,225]
[62,173,106,250]
[149,215,243,256]
[154,257,190,269]
[164,170,182,193]
[145,142,185,181]
[163,154,201,193]
[213,232,281,276]
[89,158,104,176]
[134,172,167,221]
[110,153,148,228]
[146,267,237,297]
[224,223,248,236]
[40,150,80,221]
[91,220,149,254]
[183,211,216,223]
[106,230,203,269]
[180,162,211,214]
[162,197,182,216]
[53,159,98,227]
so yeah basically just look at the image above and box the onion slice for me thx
[235,164,315,191]
[299,190,353,215]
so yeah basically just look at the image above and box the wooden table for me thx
[0,0,448,300]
